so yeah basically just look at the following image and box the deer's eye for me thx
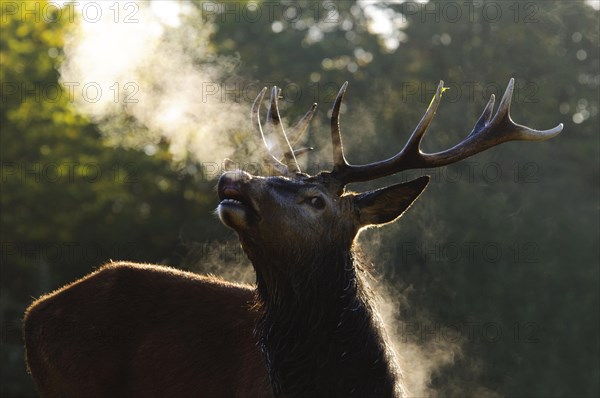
[307,196,325,209]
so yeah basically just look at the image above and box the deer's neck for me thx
[247,244,401,397]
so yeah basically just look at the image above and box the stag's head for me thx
[217,80,562,266]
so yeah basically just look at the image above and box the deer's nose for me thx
[220,170,252,183]
[218,170,253,202]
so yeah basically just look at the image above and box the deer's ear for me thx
[355,176,429,227]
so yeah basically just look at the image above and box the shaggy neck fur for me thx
[242,238,401,397]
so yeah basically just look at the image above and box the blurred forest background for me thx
[1,0,598,396]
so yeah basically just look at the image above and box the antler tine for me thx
[283,147,314,164]
[264,87,285,160]
[328,78,563,186]
[331,81,350,173]
[266,86,301,173]
[288,103,318,147]
[399,80,445,158]
[252,87,269,149]
[328,80,443,182]
[280,102,318,169]
[488,78,564,140]
[251,87,288,175]
[418,78,563,166]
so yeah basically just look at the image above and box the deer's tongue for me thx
[219,185,247,209]
[221,186,242,199]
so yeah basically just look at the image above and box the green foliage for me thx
[1,0,598,396]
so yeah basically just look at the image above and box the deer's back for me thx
[23,261,271,398]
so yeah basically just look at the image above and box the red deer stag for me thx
[23,79,562,397]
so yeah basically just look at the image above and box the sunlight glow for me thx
[358,0,408,51]
[59,0,247,164]
[60,1,179,116]
[150,1,184,27]
[586,0,600,10]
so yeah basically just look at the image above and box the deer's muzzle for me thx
[217,171,259,229]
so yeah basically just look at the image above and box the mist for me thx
[60,1,247,165]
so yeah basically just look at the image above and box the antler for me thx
[329,78,563,185]
[251,86,317,175]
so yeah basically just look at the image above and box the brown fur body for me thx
[23,262,272,398]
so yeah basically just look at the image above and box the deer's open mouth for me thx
[219,188,249,209]
[216,177,259,228]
